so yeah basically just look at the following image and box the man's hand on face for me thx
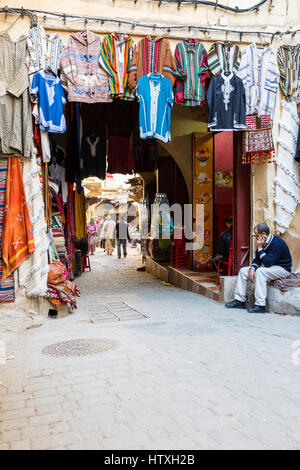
[249,268,255,283]
[256,236,265,250]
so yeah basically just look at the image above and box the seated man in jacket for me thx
[225,223,292,313]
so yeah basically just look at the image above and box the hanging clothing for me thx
[207,42,241,76]
[65,103,81,187]
[278,45,300,104]
[136,73,173,143]
[107,136,135,174]
[132,103,158,172]
[80,102,108,136]
[81,135,106,179]
[0,33,33,157]
[275,100,300,234]
[60,29,112,103]
[49,163,68,203]
[1,157,35,280]
[18,157,49,297]
[207,73,246,132]
[128,36,176,90]
[0,160,15,302]
[66,183,76,260]
[174,40,208,107]
[74,189,87,240]
[26,25,64,77]
[100,33,135,101]
[296,124,300,164]
[31,71,66,133]
[237,43,280,120]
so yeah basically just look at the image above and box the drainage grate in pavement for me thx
[42,338,116,357]
[86,301,148,323]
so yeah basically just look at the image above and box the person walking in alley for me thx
[225,223,292,313]
[87,217,97,255]
[103,215,116,256]
[116,215,131,259]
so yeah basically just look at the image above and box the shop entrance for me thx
[214,132,251,275]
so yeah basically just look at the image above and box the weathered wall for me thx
[1,0,300,268]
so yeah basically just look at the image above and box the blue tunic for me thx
[136,74,173,143]
[31,71,66,133]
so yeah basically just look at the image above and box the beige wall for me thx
[2,0,300,268]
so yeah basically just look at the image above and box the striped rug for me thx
[0,160,15,303]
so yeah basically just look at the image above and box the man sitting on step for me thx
[225,223,292,314]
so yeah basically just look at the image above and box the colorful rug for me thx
[1,157,35,280]
[0,160,15,302]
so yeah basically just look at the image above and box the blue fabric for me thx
[251,234,292,272]
[31,71,66,133]
[137,74,173,143]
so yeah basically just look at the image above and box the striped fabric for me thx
[207,42,241,76]
[128,36,177,90]
[278,45,300,104]
[237,43,280,120]
[100,33,135,101]
[26,25,64,77]
[60,30,112,103]
[0,160,15,303]
[174,40,208,107]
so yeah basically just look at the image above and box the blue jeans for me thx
[117,240,127,258]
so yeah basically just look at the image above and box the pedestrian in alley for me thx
[225,223,292,313]
[116,215,131,259]
[102,215,116,256]
[87,217,97,255]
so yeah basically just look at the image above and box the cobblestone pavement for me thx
[1,247,300,450]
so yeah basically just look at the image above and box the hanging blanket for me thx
[18,156,49,297]
[275,101,300,234]
[1,157,35,280]
[0,160,15,302]
[46,280,80,309]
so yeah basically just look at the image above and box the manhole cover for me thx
[42,338,115,357]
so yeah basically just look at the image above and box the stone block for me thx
[219,276,238,303]
[267,286,300,316]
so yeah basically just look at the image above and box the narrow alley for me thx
[1,247,300,450]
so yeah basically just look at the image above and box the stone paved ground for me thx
[1,246,300,450]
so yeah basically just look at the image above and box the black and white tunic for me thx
[207,73,246,132]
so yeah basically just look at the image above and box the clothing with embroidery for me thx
[59,30,112,103]
[31,71,66,133]
[174,40,208,106]
[278,45,300,104]
[136,74,173,143]
[128,36,176,90]
[207,73,246,132]
[237,44,280,119]
[81,135,106,180]
[207,42,241,76]
[26,25,64,77]
[100,33,135,101]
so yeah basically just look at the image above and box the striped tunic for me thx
[237,43,280,120]
[60,30,112,103]
[174,40,208,107]
[99,33,135,101]
[207,42,241,76]
[128,36,176,90]
[26,25,64,77]
[278,45,300,104]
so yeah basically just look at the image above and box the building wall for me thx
[2,0,300,268]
